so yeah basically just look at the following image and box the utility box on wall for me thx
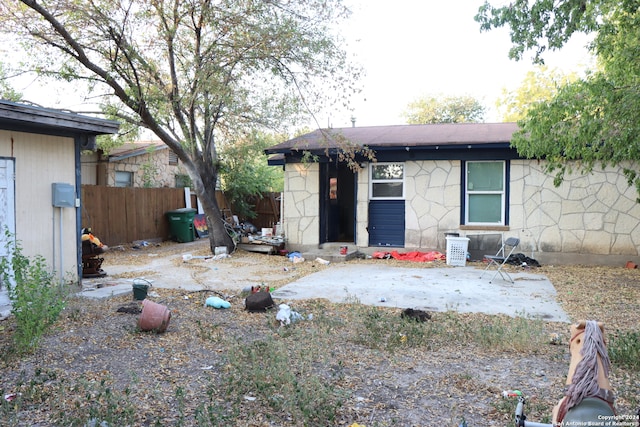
[52,182,75,208]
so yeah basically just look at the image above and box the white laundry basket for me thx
[446,236,470,266]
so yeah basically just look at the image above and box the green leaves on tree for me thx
[402,95,486,124]
[477,0,640,200]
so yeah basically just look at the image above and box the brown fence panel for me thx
[81,186,281,246]
[247,192,281,229]
[81,185,187,246]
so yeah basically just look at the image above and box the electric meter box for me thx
[52,183,75,208]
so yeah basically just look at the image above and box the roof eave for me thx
[0,100,120,136]
[109,144,168,162]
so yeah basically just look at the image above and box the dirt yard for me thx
[1,240,639,426]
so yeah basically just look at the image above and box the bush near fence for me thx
[81,185,280,246]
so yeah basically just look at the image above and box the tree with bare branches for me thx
[0,0,360,252]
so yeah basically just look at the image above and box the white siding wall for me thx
[0,130,78,278]
[81,152,99,185]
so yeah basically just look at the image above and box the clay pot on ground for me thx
[137,299,171,333]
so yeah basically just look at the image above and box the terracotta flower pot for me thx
[137,299,171,333]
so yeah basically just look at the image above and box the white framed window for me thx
[465,161,505,225]
[370,163,404,199]
[115,171,133,187]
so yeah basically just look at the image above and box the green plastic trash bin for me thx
[166,208,196,243]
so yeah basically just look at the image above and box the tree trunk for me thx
[190,165,234,255]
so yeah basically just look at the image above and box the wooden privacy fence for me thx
[241,193,281,230]
[81,185,280,246]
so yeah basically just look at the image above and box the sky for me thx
[6,0,595,129]
[330,0,595,127]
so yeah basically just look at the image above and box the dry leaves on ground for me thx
[0,243,638,426]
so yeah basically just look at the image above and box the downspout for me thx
[75,136,83,283]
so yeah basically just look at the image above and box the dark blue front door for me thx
[368,200,405,247]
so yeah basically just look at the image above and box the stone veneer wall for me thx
[509,160,640,261]
[283,158,640,263]
[282,163,320,248]
[404,160,462,250]
[404,159,640,262]
[355,165,369,248]
[107,148,188,188]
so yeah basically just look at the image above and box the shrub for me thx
[0,232,66,355]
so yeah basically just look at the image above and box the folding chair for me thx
[480,237,520,283]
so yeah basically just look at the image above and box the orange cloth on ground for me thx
[390,250,445,262]
[372,250,445,262]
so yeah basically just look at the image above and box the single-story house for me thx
[0,100,119,293]
[81,140,190,188]
[266,123,640,265]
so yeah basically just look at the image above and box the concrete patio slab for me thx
[271,264,569,322]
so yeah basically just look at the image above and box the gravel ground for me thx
[0,241,638,426]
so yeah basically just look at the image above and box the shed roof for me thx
[266,122,519,154]
[0,100,119,136]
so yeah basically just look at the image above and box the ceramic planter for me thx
[137,299,171,333]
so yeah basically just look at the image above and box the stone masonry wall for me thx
[107,148,188,188]
[510,160,640,258]
[283,158,640,262]
[283,163,320,248]
[404,160,462,250]
[355,166,369,248]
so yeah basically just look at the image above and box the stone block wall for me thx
[106,148,189,188]
[510,160,640,262]
[283,163,320,248]
[403,160,462,250]
[282,158,640,263]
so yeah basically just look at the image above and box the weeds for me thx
[491,395,551,427]
[196,319,223,342]
[349,304,548,353]
[0,278,634,426]
[608,330,640,369]
[220,335,347,426]
[473,314,547,352]
[0,232,66,356]
[193,381,239,426]
[1,370,144,427]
